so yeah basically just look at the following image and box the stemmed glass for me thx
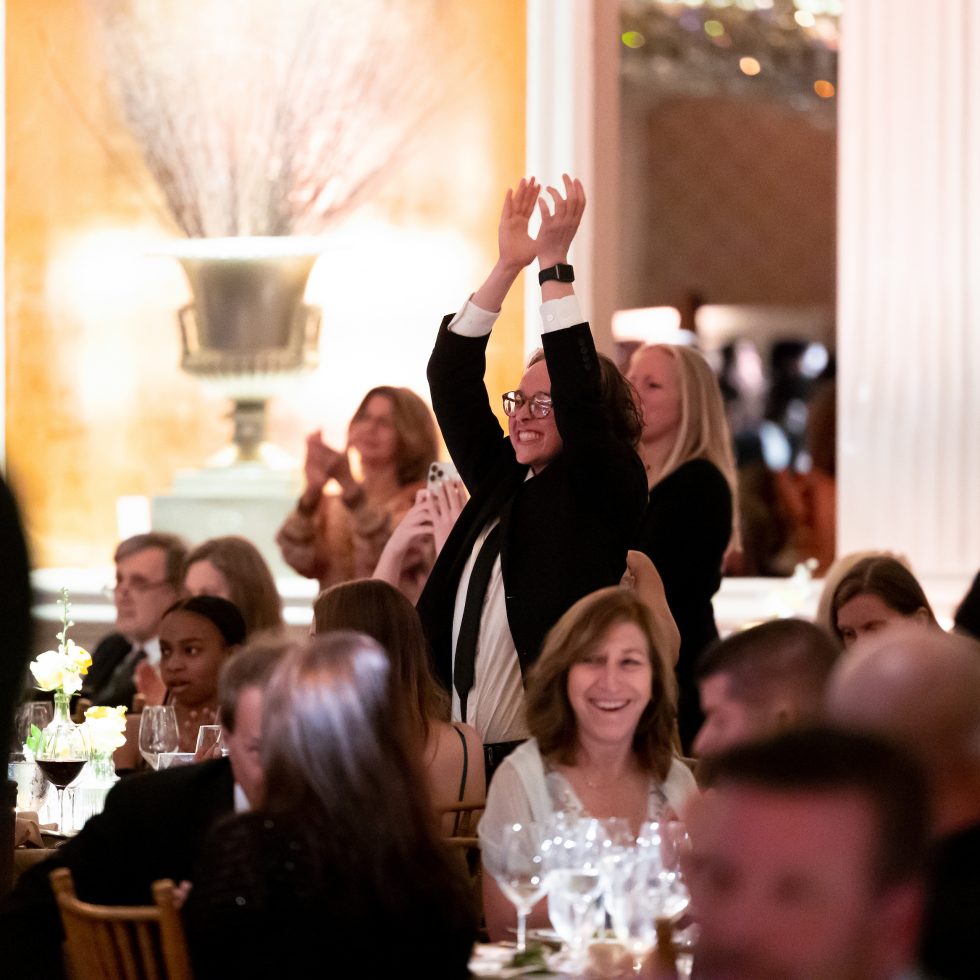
[15,701,53,756]
[35,719,88,833]
[138,706,179,770]
[609,848,679,974]
[544,817,606,970]
[488,822,549,954]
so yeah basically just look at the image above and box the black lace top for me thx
[183,812,476,979]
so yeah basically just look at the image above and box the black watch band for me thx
[538,263,575,286]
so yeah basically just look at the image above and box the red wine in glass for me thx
[37,758,86,832]
[37,759,86,789]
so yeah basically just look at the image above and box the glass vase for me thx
[35,692,88,832]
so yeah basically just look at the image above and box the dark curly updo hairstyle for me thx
[527,349,643,449]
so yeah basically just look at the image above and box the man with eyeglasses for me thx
[82,532,187,710]
[417,176,647,782]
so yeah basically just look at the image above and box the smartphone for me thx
[427,460,460,494]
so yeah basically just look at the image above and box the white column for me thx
[525,0,620,356]
[838,0,980,579]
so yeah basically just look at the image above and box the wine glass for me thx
[607,852,662,973]
[15,701,54,753]
[544,817,606,971]
[138,706,179,770]
[35,719,88,833]
[487,822,548,954]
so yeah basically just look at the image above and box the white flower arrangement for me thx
[81,705,128,755]
[29,588,92,696]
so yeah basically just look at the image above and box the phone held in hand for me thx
[428,460,460,494]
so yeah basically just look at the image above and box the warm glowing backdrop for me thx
[6,0,527,568]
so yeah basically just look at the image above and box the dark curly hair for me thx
[527,349,642,449]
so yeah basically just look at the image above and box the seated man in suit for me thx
[82,532,188,710]
[0,636,284,977]
[692,617,841,760]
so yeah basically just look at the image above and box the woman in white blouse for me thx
[478,585,697,940]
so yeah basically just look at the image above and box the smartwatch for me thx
[538,263,575,286]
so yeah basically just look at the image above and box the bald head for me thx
[825,625,980,833]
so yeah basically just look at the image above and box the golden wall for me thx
[6,1,527,568]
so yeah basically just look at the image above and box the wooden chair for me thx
[49,867,192,980]
[439,801,484,842]
[438,803,486,940]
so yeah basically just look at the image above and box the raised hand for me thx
[472,177,542,312]
[428,479,468,553]
[134,660,166,707]
[372,489,435,587]
[304,430,351,489]
[536,174,586,268]
[498,177,541,271]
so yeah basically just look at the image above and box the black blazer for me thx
[80,632,134,704]
[0,758,235,978]
[417,316,647,691]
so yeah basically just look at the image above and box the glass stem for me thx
[516,907,527,953]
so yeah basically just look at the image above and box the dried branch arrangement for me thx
[92,0,460,238]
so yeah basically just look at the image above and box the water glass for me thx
[487,822,548,953]
[138,706,179,770]
[12,701,54,758]
[542,816,606,968]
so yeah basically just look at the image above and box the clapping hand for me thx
[303,429,352,493]
[536,174,586,268]
[498,177,541,272]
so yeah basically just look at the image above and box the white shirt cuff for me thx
[448,298,499,337]
[539,295,585,334]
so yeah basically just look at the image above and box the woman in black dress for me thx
[627,343,738,751]
[183,632,476,978]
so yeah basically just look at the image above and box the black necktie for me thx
[454,523,502,723]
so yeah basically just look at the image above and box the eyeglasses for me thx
[102,578,173,599]
[501,390,553,419]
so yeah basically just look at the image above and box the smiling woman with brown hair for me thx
[477,586,696,941]
[276,385,438,601]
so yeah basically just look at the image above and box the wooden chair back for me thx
[49,867,192,980]
[438,803,486,940]
[439,801,484,841]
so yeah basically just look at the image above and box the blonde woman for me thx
[627,343,738,751]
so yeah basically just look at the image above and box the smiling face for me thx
[626,346,683,448]
[348,394,399,468]
[507,358,563,473]
[567,620,653,750]
[835,593,922,649]
[159,610,231,709]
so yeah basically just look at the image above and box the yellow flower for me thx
[64,640,92,675]
[82,704,128,752]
